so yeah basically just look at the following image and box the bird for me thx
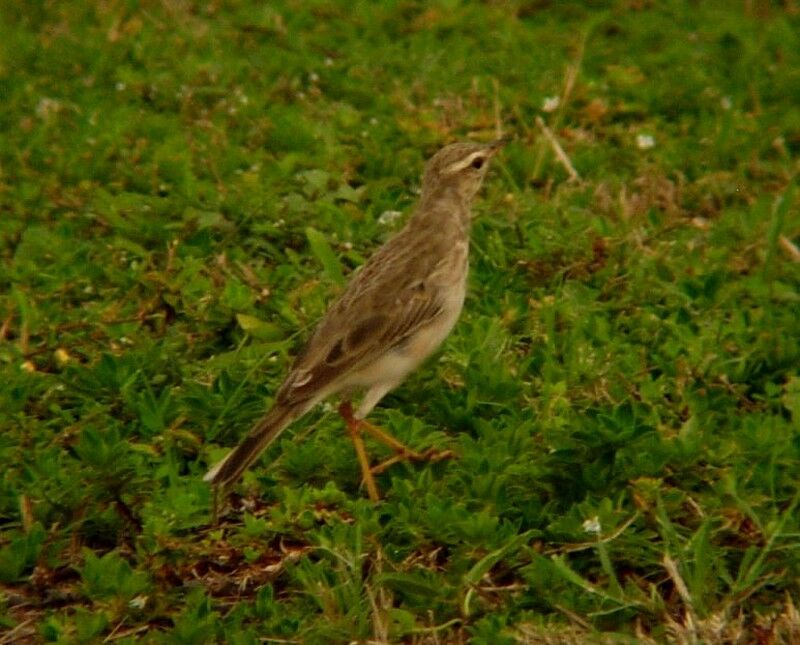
[205,139,506,502]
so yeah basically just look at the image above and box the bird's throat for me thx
[415,186,472,233]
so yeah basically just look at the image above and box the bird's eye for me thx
[471,157,485,170]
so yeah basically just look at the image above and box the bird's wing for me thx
[275,229,459,406]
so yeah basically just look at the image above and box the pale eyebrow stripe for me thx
[444,151,485,174]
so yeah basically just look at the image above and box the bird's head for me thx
[421,139,506,203]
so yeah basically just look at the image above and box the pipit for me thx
[205,139,505,501]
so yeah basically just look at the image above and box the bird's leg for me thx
[359,407,458,471]
[338,401,380,502]
[339,403,454,477]
[357,419,425,460]
[357,419,454,472]
[368,438,455,475]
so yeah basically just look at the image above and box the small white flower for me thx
[309,72,319,83]
[636,134,655,150]
[720,96,732,110]
[36,97,60,119]
[115,82,126,91]
[378,210,402,225]
[324,57,334,67]
[542,96,560,112]
[582,516,602,534]
[129,595,147,609]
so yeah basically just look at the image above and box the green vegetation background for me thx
[2,1,799,642]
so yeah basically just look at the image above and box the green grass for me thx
[2,0,800,642]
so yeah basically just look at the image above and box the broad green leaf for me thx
[377,572,444,599]
[463,531,533,586]
[306,226,345,287]
[235,313,284,340]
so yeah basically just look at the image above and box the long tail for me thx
[204,404,302,488]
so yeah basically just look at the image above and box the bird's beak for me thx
[487,137,509,156]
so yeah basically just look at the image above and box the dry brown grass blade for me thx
[778,235,800,262]
[535,116,580,183]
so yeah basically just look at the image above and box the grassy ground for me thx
[2,1,800,642]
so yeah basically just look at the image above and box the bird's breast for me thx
[401,247,468,365]
[344,241,469,391]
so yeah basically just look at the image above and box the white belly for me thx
[402,281,465,363]
[353,271,467,390]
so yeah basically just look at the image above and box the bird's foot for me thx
[337,401,455,497]
[338,401,381,501]
[370,447,455,475]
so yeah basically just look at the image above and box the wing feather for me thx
[275,228,454,405]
